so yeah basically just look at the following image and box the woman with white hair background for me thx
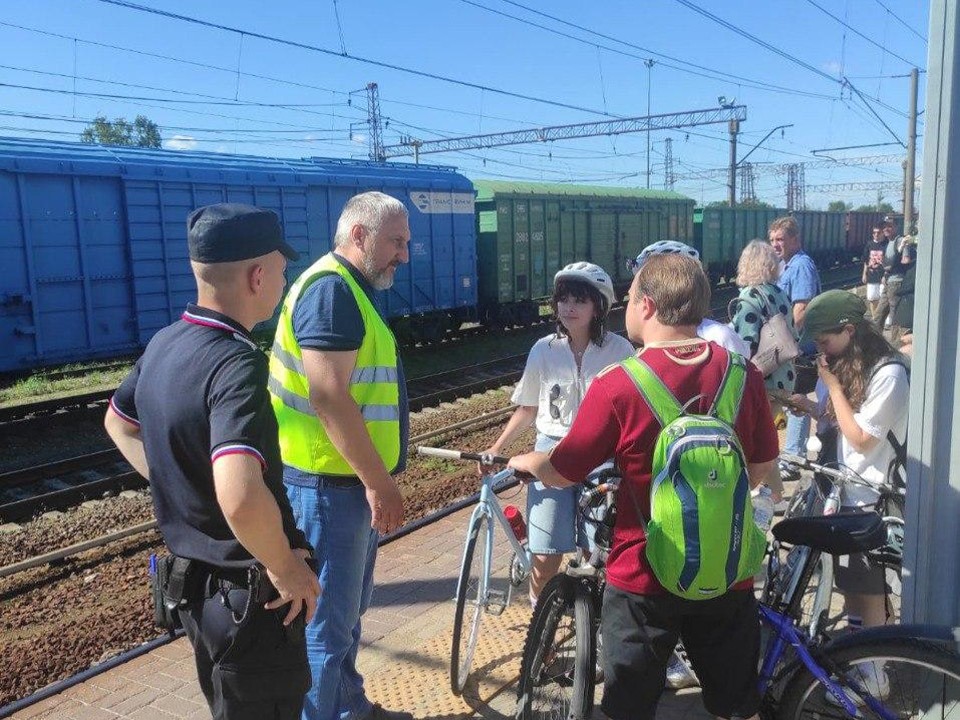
[729,239,798,399]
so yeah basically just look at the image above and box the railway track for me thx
[0,365,523,521]
[0,266,860,428]
[0,267,862,521]
[0,405,513,579]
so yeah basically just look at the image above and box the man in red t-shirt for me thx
[510,253,779,720]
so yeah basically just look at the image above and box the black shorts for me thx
[600,585,761,720]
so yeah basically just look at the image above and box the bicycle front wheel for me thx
[516,575,596,720]
[451,513,490,695]
[778,637,960,720]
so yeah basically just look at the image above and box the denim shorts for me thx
[527,434,596,554]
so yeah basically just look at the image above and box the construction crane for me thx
[382,106,747,161]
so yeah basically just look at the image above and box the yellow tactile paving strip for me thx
[366,602,531,719]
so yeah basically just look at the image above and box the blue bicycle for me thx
[758,511,960,720]
[516,502,959,720]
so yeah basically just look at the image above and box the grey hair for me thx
[333,191,408,247]
[736,239,782,287]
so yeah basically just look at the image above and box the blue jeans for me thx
[286,480,378,720]
[784,411,812,458]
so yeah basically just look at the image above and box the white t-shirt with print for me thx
[699,318,751,358]
[511,331,636,438]
[815,359,909,506]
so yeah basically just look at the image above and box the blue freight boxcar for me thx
[0,138,477,372]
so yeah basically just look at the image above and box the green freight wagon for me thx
[791,210,847,268]
[695,207,784,283]
[695,207,850,283]
[474,180,695,325]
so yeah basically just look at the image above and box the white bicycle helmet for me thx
[630,240,701,274]
[554,261,616,312]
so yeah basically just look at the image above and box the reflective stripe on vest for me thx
[268,253,401,475]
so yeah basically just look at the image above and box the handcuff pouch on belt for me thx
[150,554,201,631]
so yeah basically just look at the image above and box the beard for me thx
[361,251,395,290]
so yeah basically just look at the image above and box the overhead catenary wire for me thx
[803,0,920,68]
[0,20,554,130]
[671,0,909,118]
[871,0,927,42]
[89,0,622,118]
[461,0,838,101]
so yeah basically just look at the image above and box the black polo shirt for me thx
[111,304,308,568]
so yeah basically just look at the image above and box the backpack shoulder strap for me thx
[621,355,683,428]
[869,355,910,479]
[708,351,748,426]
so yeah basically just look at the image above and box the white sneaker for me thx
[825,660,890,707]
[665,649,699,689]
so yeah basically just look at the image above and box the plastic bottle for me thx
[504,505,527,543]
[752,485,776,533]
[823,484,842,516]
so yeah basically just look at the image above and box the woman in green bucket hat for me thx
[788,288,908,636]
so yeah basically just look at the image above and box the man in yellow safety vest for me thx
[269,191,412,720]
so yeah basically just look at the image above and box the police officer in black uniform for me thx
[105,203,321,720]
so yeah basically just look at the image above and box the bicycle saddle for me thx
[772,513,888,555]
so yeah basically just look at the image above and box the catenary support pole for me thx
[904,67,919,232]
[901,0,960,626]
[728,119,739,207]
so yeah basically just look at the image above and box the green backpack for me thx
[622,353,766,601]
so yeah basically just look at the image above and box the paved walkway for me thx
[10,496,713,720]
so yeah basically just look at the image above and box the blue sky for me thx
[0,0,929,208]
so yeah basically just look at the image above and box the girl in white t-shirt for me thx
[482,262,634,604]
[789,290,908,631]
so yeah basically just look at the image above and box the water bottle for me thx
[504,505,527,543]
[823,484,842,515]
[752,485,776,533]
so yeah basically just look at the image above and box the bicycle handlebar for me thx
[780,452,856,482]
[780,452,895,493]
[416,446,532,478]
[417,446,510,465]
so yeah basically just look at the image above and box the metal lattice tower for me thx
[786,164,806,211]
[366,82,385,162]
[664,137,675,190]
[382,106,747,158]
[739,162,757,204]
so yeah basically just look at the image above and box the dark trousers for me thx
[600,586,761,720]
[179,577,311,720]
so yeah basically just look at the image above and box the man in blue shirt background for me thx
[769,215,821,480]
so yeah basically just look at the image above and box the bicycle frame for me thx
[759,604,899,720]
[457,468,533,609]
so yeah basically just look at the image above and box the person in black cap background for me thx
[104,202,321,720]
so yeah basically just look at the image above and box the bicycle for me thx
[758,511,960,720]
[515,467,619,720]
[416,446,533,696]
[770,452,905,637]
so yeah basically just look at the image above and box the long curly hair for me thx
[824,321,896,415]
[551,278,606,346]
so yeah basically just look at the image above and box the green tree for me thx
[80,115,161,148]
[827,200,852,212]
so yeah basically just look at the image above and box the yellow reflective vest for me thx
[268,253,401,475]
